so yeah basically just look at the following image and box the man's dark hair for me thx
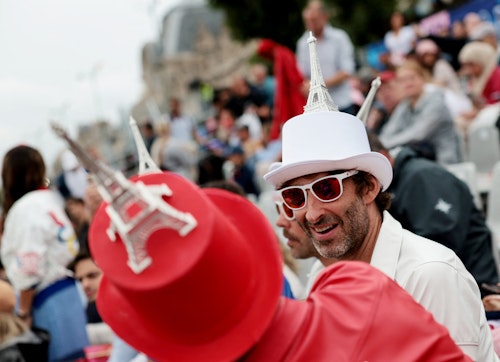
[351,171,391,213]
[67,249,93,273]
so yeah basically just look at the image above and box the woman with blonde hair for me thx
[379,59,462,164]
[456,41,500,134]
[459,41,500,107]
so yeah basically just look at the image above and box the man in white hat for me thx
[264,32,499,361]
[53,120,472,362]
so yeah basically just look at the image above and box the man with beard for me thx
[264,33,498,361]
[275,196,331,295]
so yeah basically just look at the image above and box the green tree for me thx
[208,0,397,50]
[330,0,397,46]
[208,0,307,50]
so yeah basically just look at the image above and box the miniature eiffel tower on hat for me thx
[51,122,197,274]
[263,31,392,190]
[303,32,338,113]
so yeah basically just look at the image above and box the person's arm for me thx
[295,36,309,78]
[18,287,36,326]
[0,279,16,313]
[324,71,351,88]
[324,32,355,88]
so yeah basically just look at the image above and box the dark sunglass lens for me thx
[313,177,341,201]
[275,204,281,216]
[282,203,294,218]
[282,188,305,209]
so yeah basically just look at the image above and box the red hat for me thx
[90,172,283,362]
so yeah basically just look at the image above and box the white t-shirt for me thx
[1,190,79,291]
[384,26,416,67]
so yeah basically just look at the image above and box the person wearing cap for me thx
[296,0,356,115]
[264,33,498,361]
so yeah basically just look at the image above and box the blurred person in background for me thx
[382,11,417,70]
[68,251,114,347]
[296,0,356,114]
[414,39,473,120]
[1,145,88,361]
[366,70,403,134]
[456,41,500,135]
[379,59,462,164]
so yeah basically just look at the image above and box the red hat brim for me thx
[92,172,283,362]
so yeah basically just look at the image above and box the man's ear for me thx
[363,174,380,204]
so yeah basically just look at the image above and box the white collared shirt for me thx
[371,211,498,361]
[307,211,497,360]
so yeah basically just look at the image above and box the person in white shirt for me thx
[383,11,417,69]
[264,33,498,360]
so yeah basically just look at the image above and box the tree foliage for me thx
[207,0,397,51]
[208,0,307,50]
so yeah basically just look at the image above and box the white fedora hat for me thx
[263,111,392,190]
[264,32,392,190]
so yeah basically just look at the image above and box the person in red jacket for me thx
[53,117,471,362]
[86,171,469,362]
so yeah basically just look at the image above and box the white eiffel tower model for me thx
[303,31,338,113]
[356,76,382,125]
[52,120,197,274]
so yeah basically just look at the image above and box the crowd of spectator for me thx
[2,0,500,360]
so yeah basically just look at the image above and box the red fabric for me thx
[483,66,500,104]
[243,261,472,362]
[92,173,283,362]
[258,39,307,140]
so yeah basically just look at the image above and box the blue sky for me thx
[0,0,177,171]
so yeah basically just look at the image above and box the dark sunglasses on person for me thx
[280,170,359,210]
[274,201,295,221]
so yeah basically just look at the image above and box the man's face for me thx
[303,3,328,37]
[75,258,103,302]
[397,67,425,100]
[276,208,318,260]
[283,172,369,259]
[377,80,402,112]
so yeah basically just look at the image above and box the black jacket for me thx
[389,147,498,288]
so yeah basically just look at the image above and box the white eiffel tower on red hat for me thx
[52,121,197,274]
[303,31,338,113]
